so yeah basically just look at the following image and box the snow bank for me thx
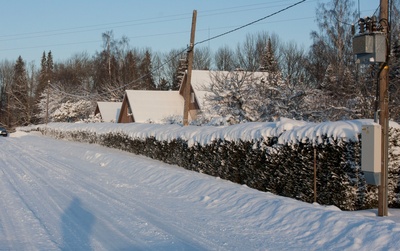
[22,118,385,147]
[17,119,400,211]
[279,119,376,145]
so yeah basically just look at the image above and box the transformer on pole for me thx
[353,0,390,217]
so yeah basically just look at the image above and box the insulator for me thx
[358,18,365,33]
[371,16,377,32]
[365,17,373,32]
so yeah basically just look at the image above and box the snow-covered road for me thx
[1,132,400,251]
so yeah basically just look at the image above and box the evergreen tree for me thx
[0,60,14,127]
[122,50,139,90]
[36,51,48,100]
[156,78,169,90]
[47,50,54,82]
[11,56,30,126]
[260,38,279,73]
[139,50,156,90]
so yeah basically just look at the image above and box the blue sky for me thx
[0,0,377,64]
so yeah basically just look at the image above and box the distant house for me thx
[94,102,122,122]
[182,70,213,112]
[116,70,268,124]
[179,69,269,120]
[117,90,189,123]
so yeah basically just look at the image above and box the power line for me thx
[195,0,307,46]
[49,0,308,100]
[2,2,376,54]
[0,1,308,42]
[0,16,318,53]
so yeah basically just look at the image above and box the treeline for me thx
[0,0,400,129]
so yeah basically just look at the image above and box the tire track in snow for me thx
[0,139,59,250]
[2,137,140,250]
[2,135,222,250]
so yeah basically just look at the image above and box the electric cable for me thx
[195,0,306,47]
[47,0,308,100]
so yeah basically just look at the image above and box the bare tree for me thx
[307,0,361,120]
[214,45,236,71]
[279,41,306,88]
[235,32,280,71]
[193,46,211,70]
[235,34,259,71]
[159,48,186,90]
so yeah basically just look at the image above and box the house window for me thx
[127,104,132,116]
[191,93,195,103]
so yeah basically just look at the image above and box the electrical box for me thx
[353,34,374,54]
[361,124,381,185]
[353,33,386,64]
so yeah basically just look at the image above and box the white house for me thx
[94,102,122,122]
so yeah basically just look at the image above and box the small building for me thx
[117,90,188,123]
[116,70,268,124]
[179,70,269,120]
[94,102,122,122]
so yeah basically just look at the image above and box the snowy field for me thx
[1,131,400,250]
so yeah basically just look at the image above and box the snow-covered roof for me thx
[96,102,122,122]
[189,70,269,109]
[126,90,184,123]
[189,70,212,110]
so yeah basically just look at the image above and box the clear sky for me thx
[0,0,378,65]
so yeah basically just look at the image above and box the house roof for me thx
[189,70,212,110]
[186,70,269,110]
[125,90,184,123]
[95,102,122,122]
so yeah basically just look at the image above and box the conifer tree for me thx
[122,50,139,90]
[36,51,48,100]
[0,60,14,127]
[139,50,155,90]
[11,56,30,126]
[47,51,54,82]
[260,38,279,73]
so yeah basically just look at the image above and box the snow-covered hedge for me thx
[20,119,400,210]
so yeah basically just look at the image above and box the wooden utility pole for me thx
[46,80,50,125]
[378,0,389,217]
[183,10,197,126]
[314,147,317,203]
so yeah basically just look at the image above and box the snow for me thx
[2,125,400,250]
[95,102,122,122]
[188,70,214,110]
[31,118,386,147]
[124,90,185,123]
[278,119,374,145]
[189,70,270,111]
